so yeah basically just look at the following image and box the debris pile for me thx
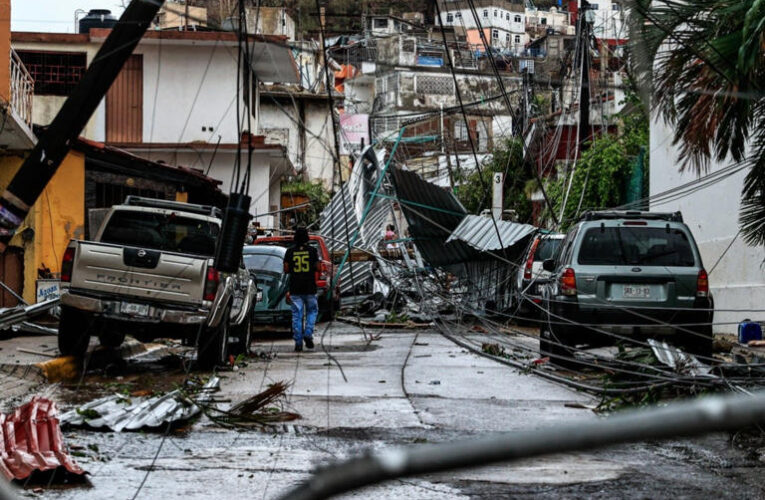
[205,381,300,428]
[60,376,219,431]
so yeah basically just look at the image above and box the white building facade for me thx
[650,118,765,334]
[12,29,299,227]
[437,0,529,52]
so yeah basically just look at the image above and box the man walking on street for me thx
[284,226,319,352]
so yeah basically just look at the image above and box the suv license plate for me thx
[623,285,651,299]
[120,302,150,317]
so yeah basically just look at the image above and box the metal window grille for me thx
[16,50,87,96]
[415,75,453,95]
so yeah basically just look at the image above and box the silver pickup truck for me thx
[58,196,257,368]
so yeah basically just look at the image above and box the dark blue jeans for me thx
[291,294,318,345]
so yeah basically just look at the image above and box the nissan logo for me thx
[137,249,147,258]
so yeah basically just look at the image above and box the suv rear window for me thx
[101,211,220,256]
[534,238,562,261]
[577,227,696,266]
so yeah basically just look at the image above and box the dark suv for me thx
[539,211,714,362]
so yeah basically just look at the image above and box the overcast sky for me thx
[11,1,126,33]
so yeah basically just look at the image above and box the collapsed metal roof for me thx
[60,377,219,432]
[446,215,536,252]
[0,397,86,481]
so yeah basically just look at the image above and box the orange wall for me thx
[466,29,491,49]
[0,0,10,104]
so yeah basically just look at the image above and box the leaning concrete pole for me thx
[0,0,165,252]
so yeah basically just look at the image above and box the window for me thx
[541,17,547,25]
[446,13,454,23]
[373,18,388,28]
[244,251,285,275]
[493,10,497,17]
[612,3,621,10]
[514,14,522,23]
[514,35,521,43]
[455,12,462,18]
[505,33,510,42]
[534,238,563,262]
[590,3,599,9]
[505,12,509,20]
[416,75,453,95]
[492,29,499,39]
[483,9,488,17]
[16,50,87,96]
[577,227,696,267]
[101,211,220,257]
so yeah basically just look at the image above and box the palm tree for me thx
[627,0,765,245]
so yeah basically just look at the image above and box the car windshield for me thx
[534,238,562,261]
[244,252,284,274]
[578,227,696,266]
[100,210,219,256]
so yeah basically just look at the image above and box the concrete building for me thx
[12,28,299,228]
[650,118,765,334]
[436,0,528,52]
[568,0,625,43]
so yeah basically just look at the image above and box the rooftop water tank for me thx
[78,9,118,34]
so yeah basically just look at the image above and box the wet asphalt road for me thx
[14,323,765,499]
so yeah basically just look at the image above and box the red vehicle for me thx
[252,234,341,318]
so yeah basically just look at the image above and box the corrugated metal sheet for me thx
[0,397,86,481]
[446,215,536,252]
[320,146,392,294]
[647,339,713,378]
[60,377,219,432]
[390,167,477,267]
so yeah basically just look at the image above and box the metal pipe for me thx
[277,391,765,500]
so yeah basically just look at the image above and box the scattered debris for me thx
[647,339,714,378]
[482,343,507,358]
[0,397,86,482]
[60,377,219,431]
[207,381,300,427]
[0,300,59,335]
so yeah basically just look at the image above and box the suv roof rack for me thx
[578,210,683,223]
[122,196,222,218]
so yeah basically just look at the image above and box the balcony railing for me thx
[10,49,33,130]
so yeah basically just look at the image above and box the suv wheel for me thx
[539,325,580,370]
[197,306,230,369]
[58,306,91,357]
[681,324,714,359]
[229,313,252,357]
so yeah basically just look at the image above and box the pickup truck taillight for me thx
[697,269,709,297]
[204,266,220,301]
[61,247,75,283]
[560,267,577,296]
[523,239,540,280]
[319,261,329,281]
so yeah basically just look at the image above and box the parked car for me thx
[243,245,292,325]
[515,233,565,319]
[59,196,256,368]
[539,211,714,365]
[252,234,341,318]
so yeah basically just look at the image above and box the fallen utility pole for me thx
[0,0,165,252]
[277,391,765,500]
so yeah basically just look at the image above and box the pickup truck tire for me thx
[230,313,252,357]
[197,306,230,369]
[58,306,91,358]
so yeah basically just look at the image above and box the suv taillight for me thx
[61,247,75,283]
[524,239,540,280]
[697,269,709,297]
[560,267,576,296]
[204,266,220,301]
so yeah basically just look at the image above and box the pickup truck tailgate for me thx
[70,242,207,305]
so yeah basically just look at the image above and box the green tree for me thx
[628,0,765,245]
[456,138,533,221]
[544,89,650,230]
[281,179,330,227]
